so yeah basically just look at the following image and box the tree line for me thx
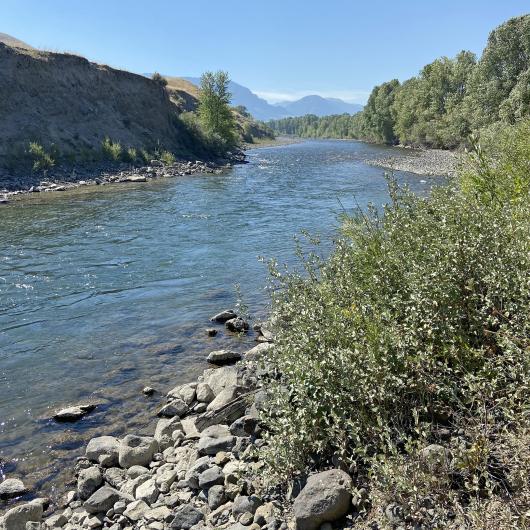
[268,15,530,149]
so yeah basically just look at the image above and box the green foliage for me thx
[269,15,530,149]
[122,146,138,163]
[28,141,56,171]
[151,72,168,87]
[159,150,176,165]
[198,70,238,153]
[101,137,122,161]
[260,123,530,527]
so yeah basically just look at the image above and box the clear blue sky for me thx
[1,0,528,103]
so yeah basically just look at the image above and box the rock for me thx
[167,384,196,405]
[259,326,274,342]
[86,437,119,465]
[104,468,127,489]
[225,318,249,333]
[206,349,242,365]
[118,435,158,468]
[239,512,254,525]
[184,457,211,490]
[198,465,224,490]
[44,512,68,528]
[123,499,150,522]
[245,342,273,359]
[292,469,352,530]
[77,467,103,501]
[208,485,226,510]
[126,175,147,183]
[168,505,204,529]
[210,310,237,323]
[232,495,262,516]
[1,500,43,530]
[135,478,159,505]
[196,383,215,404]
[203,366,239,396]
[418,444,452,471]
[384,503,404,524]
[53,404,96,422]
[142,387,155,396]
[207,386,244,412]
[0,478,28,499]
[207,328,218,337]
[254,502,275,526]
[197,425,236,455]
[157,399,189,418]
[230,416,259,437]
[154,417,183,450]
[145,505,171,522]
[127,466,149,479]
[84,487,133,514]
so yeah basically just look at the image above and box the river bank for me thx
[0,313,356,530]
[365,146,460,177]
[0,157,240,203]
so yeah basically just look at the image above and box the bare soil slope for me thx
[0,43,205,168]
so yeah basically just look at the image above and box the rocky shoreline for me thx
[365,146,460,177]
[0,311,355,530]
[0,155,245,203]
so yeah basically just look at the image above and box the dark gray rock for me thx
[230,415,259,437]
[198,465,224,490]
[206,349,242,365]
[208,485,226,510]
[84,486,133,514]
[197,425,236,455]
[210,310,237,323]
[232,495,262,516]
[77,466,103,500]
[169,504,204,529]
[225,317,249,333]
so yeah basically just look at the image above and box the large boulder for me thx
[196,383,215,404]
[77,466,103,500]
[292,469,352,530]
[118,435,158,468]
[154,417,183,450]
[157,398,189,418]
[203,366,240,396]
[206,386,244,412]
[123,499,150,521]
[1,500,43,530]
[0,478,28,499]
[167,383,196,405]
[84,486,133,514]
[197,425,236,456]
[85,436,119,466]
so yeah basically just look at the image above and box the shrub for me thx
[160,150,176,166]
[122,147,138,163]
[151,72,168,87]
[28,141,56,171]
[101,137,122,161]
[260,127,530,527]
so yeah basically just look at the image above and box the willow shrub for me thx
[261,166,530,496]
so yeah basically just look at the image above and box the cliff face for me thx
[0,43,203,167]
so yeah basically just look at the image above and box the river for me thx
[0,139,443,502]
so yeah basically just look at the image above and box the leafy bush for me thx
[101,137,122,161]
[28,141,56,171]
[121,146,138,163]
[260,129,530,527]
[159,150,176,166]
[151,72,168,87]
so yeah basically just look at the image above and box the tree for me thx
[198,71,237,151]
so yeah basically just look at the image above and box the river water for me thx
[0,139,442,503]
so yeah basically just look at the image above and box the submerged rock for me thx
[53,403,97,422]
[225,317,249,333]
[210,309,237,323]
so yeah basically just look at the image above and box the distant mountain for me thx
[278,95,363,117]
[0,33,33,50]
[184,77,362,121]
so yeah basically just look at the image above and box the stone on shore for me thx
[198,465,224,490]
[232,495,262,516]
[84,486,133,514]
[206,349,242,365]
[123,499,150,521]
[77,466,103,500]
[0,478,28,499]
[53,403,97,422]
[168,504,204,529]
[210,309,237,323]
[196,383,215,403]
[157,398,189,418]
[167,383,196,405]
[203,366,239,396]
[85,436,119,466]
[292,469,353,530]
[1,499,43,530]
[118,435,158,468]
[198,425,236,455]
[245,342,273,359]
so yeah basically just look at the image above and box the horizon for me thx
[0,0,529,104]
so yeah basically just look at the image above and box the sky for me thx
[1,0,529,104]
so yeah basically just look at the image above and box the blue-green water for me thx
[0,139,441,501]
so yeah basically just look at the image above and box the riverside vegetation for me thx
[2,112,529,530]
[268,15,530,150]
